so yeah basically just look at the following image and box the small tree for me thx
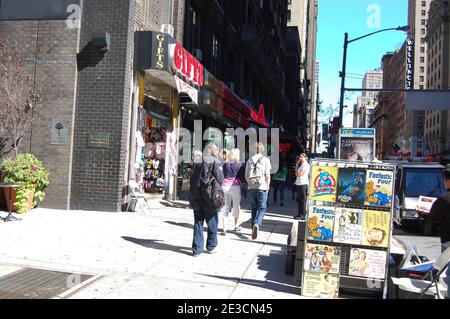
[0,37,41,158]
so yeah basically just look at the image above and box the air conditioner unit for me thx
[226,82,235,92]
[193,49,203,61]
[160,24,174,37]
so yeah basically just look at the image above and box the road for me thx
[393,226,442,260]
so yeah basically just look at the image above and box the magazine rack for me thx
[300,158,396,299]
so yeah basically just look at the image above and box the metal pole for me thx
[339,33,348,129]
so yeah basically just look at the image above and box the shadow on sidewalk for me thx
[197,250,299,295]
[160,200,191,209]
[122,236,193,256]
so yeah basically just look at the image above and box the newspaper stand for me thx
[300,158,396,299]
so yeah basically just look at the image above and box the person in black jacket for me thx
[424,168,450,298]
[189,145,224,256]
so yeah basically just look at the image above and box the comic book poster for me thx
[307,206,335,242]
[302,272,339,299]
[304,243,341,274]
[364,170,394,207]
[336,168,366,205]
[333,208,363,245]
[309,166,338,202]
[348,248,387,279]
[362,210,391,248]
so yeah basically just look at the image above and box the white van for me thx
[392,161,446,235]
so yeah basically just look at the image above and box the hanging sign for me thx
[175,75,198,105]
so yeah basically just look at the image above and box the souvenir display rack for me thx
[300,158,396,299]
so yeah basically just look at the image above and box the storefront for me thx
[132,31,204,200]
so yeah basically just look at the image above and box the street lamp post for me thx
[338,26,409,128]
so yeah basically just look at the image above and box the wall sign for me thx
[170,43,204,87]
[50,119,70,145]
[87,132,110,149]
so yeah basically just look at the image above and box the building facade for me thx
[288,0,319,151]
[354,69,382,129]
[425,0,450,159]
[0,0,294,211]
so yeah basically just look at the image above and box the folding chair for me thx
[126,180,152,214]
[391,246,450,299]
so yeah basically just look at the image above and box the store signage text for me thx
[406,39,414,90]
[155,33,166,69]
[170,43,204,87]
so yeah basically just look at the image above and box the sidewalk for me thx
[0,193,306,299]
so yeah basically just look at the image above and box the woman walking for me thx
[219,148,245,235]
[295,153,310,219]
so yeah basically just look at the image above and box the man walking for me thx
[295,153,310,219]
[246,142,272,240]
[189,145,224,256]
[424,168,450,298]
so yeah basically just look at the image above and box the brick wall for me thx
[70,0,135,211]
[0,20,79,209]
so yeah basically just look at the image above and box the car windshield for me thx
[404,168,446,197]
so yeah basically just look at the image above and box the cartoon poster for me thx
[348,248,387,279]
[336,168,366,205]
[302,272,339,299]
[362,210,391,248]
[333,208,363,245]
[304,243,341,274]
[364,170,394,207]
[307,206,335,242]
[309,166,338,202]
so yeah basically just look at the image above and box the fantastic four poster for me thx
[307,206,335,242]
[364,170,394,207]
[309,166,338,202]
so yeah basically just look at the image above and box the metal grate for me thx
[0,268,94,299]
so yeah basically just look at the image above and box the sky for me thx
[316,0,408,127]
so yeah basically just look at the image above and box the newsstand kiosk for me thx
[298,158,396,299]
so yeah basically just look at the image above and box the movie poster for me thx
[339,137,374,162]
[336,168,367,205]
[364,170,394,207]
[362,210,391,248]
[333,208,363,245]
[309,166,338,202]
[307,206,335,242]
[304,243,341,274]
[302,272,339,299]
[348,248,387,279]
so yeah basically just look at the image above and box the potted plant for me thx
[0,153,50,213]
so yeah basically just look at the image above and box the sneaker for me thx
[220,231,227,236]
[252,225,259,240]
[192,251,201,257]
[206,248,217,254]
[234,225,242,231]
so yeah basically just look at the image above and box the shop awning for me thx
[248,104,270,128]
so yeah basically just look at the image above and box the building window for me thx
[421,10,426,15]
[421,37,426,44]
[288,0,292,4]
[211,35,220,75]
[422,0,426,6]
[420,75,425,82]
[287,10,291,22]
[420,56,425,63]
[420,67,425,73]
[421,28,426,35]
[420,85,424,89]
[421,19,426,25]
[421,46,425,53]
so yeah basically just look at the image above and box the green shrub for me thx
[0,153,50,213]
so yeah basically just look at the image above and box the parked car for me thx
[390,161,446,235]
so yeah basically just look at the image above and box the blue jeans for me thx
[249,189,268,228]
[192,208,218,255]
[442,245,450,298]
[273,180,286,202]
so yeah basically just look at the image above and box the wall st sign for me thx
[406,39,414,90]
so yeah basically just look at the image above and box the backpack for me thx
[247,156,266,189]
[199,162,225,212]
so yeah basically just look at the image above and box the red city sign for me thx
[170,43,204,87]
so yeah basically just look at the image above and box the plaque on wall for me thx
[51,119,70,145]
[88,132,110,148]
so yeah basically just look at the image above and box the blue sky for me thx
[317,0,408,127]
